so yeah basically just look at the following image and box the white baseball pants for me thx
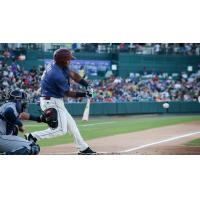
[31,97,88,151]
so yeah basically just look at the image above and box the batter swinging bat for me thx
[82,98,91,121]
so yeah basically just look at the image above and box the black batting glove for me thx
[79,79,89,88]
[86,87,93,98]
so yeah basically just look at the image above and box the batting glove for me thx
[86,87,93,98]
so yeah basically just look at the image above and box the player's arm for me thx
[53,74,91,98]
[68,70,89,88]
[68,70,93,98]
[19,112,46,123]
[65,90,92,98]
[20,109,57,129]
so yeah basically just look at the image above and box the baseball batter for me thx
[0,90,40,155]
[22,48,96,155]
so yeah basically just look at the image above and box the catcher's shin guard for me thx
[30,143,40,155]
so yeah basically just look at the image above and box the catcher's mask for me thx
[8,90,28,113]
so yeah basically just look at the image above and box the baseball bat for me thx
[82,98,91,121]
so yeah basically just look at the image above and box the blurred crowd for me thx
[72,43,200,55]
[2,59,199,103]
[0,60,43,102]
[1,43,200,56]
[1,46,200,104]
[69,71,200,103]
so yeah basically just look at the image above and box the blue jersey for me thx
[41,63,70,98]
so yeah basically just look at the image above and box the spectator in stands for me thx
[1,44,200,104]
[79,65,86,78]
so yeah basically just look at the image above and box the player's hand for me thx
[86,87,93,98]
[19,112,30,120]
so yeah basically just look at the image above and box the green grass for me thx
[186,138,200,147]
[21,115,200,147]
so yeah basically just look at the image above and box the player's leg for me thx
[56,98,95,153]
[40,97,89,151]
[64,109,89,151]
[46,98,89,151]
[0,135,40,155]
[29,98,68,140]
[30,108,68,139]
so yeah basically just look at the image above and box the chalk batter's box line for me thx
[41,152,121,155]
[0,152,120,155]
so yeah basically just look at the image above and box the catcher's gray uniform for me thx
[0,96,39,155]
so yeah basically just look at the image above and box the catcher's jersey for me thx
[0,102,19,135]
[40,63,70,98]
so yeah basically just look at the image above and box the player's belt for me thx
[41,97,51,100]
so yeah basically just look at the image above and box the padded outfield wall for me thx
[28,102,200,116]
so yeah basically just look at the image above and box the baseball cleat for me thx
[25,133,37,143]
[78,147,96,155]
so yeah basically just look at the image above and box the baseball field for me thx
[22,114,200,155]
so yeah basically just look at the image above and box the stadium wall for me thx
[15,51,115,70]
[118,54,200,77]
[28,102,200,116]
[16,51,200,75]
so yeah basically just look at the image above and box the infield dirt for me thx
[41,121,200,155]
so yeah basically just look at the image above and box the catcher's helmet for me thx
[9,90,27,100]
[53,48,75,66]
[8,90,28,113]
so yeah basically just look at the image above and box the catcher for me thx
[0,90,40,155]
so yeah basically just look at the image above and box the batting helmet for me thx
[53,48,75,66]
